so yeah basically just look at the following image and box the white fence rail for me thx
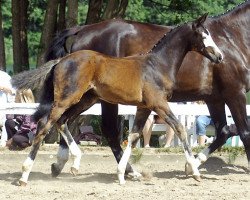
[1,103,249,147]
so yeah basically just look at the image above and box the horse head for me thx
[191,13,223,64]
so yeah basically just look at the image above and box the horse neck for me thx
[213,1,250,30]
[149,25,191,80]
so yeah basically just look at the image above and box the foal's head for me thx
[190,14,223,63]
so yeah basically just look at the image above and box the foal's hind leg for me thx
[19,114,59,186]
[154,104,201,181]
[20,92,88,185]
[117,108,151,184]
[52,92,98,177]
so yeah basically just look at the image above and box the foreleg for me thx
[155,104,201,181]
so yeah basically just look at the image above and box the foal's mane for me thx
[146,21,193,54]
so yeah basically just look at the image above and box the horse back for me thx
[70,19,169,57]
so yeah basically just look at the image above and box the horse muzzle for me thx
[205,46,223,64]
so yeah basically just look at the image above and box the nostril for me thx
[218,55,223,62]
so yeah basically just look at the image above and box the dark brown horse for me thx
[12,1,250,180]
[13,14,222,185]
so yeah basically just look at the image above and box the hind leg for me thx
[19,111,62,186]
[20,89,89,185]
[52,92,98,177]
[117,107,151,184]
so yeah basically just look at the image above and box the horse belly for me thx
[95,83,143,105]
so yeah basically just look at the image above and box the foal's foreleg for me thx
[155,106,201,181]
[117,108,151,184]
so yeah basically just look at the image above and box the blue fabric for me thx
[196,115,213,136]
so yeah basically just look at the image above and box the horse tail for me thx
[11,59,61,91]
[11,59,61,121]
[44,26,83,61]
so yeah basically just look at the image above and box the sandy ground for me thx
[0,146,249,200]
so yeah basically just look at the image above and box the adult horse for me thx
[13,14,222,185]
[44,1,250,176]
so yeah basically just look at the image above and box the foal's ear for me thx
[192,13,208,30]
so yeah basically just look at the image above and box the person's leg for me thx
[142,116,154,147]
[5,119,17,140]
[196,116,211,146]
[10,133,30,150]
[164,127,175,147]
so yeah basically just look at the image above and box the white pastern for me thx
[117,143,132,184]
[69,141,82,170]
[197,152,208,164]
[20,157,34,184]
[184,150,200,176]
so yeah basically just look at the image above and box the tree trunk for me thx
[20,0,29,71]
[0,0,6,71]
[57,0,66,32]
[37,0,59,66]
[102,0,128,20]
[66,0,78,28]
[85,0,103,24]
[12,0,22,73]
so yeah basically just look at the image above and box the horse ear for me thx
[192,13,208,30]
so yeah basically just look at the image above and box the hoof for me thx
[70,167,78,176]
[127,171,142,180]
[193,175,202,182]
[119,180,126,185]
[51,163,61,177]
[19,179,27,187]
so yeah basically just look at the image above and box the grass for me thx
[153,146,245,165]
[131,148,144,164]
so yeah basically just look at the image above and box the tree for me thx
[0,0,6,71]
[57,0,66,32]
[102,0,128,20]
[12,0,22,73]
[11,0,29,73]
[85,0,103,24]
[85,0,128,24]
[20,0,29,72]
[37,0,59,66]
[66,0,78,28]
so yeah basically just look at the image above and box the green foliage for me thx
[1,0,245,71]
[125,0,245,25]
[131,148,144,164]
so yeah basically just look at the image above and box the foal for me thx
[18,14,222,186]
